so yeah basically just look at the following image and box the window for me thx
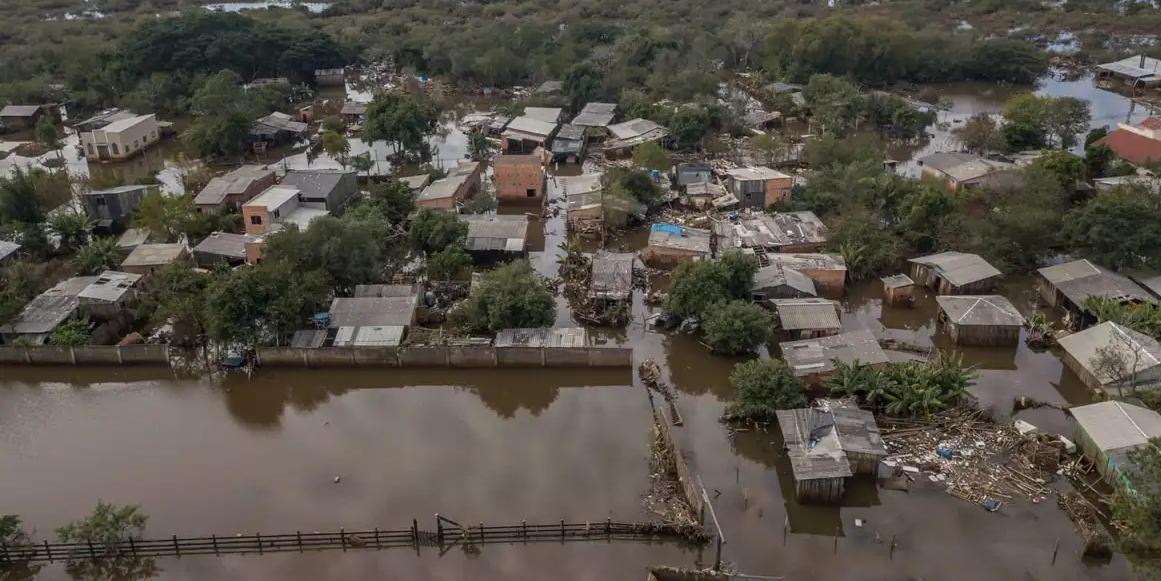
[250,215,263,225]
[110,143,119,155]
[96,198,106,206]
[134,140,139,149]
[272,210,280,219]
[526,188,537,198]
[86,144,94,155]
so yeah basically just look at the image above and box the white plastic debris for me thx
[1014,419,1039,436]
[854,518,864,527]
[902,465,920,473]
[333,476,341,483]
[1059,436,1077,454]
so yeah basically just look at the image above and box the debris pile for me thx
[556,244,632,326]
[1058,490,1114,557]
[639,359,681,425]
[644,420,708,543]
[879,407,1064,509]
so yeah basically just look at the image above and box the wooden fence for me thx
[0,516,697,564]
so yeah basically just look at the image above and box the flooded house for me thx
[77,271,143,321]
[779,329,889,384]
[646,566,782,581]
[80,184,152,233]
[522,107,564,124]
[722,166,793,208]
[194,165,276,215]
[193,232,262,268]
[325,289,420,348]
[765,253,847,299]
[397,174,432,192]
[571,102,617,138]
[936,295,1025,346]
[340,101,368,125]
[777,399,886,503]
[1038,259,1153,325]
[683,181,728,210]
[550,173,604,225]
[673,162,713,189]
[604,118,669,156]
[1071,400,1161,489]
[251,111,308,147]
[462,214,530,263]
[771,298,841,340]
[77,112,161,162]
[242,185,330,236]
[0,104,56,131]
[641,223,712,267]
[1097,54,1161,88]
[1058,321,1161,396]
[314,67,345,86]
[750,264,818,302]
[0,276,96,345]
[550,124,587,164]
[494,327,587,348]
[908,251,1001,295]
[714,211,828,254]
[917,152,1018,191]
[591,253,637,304]
[281,169,358,212]
[881,274,915,307]
[416,161,483,211]
[119,243,192,278]
[494,154,546,202]
[1097,117,1161,168]
[501,116,558,154]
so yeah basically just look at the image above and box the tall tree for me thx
[182,70,254,160]
[133,192,201,243]
[322,129,350,168]
[803,74,863,137]
[451,260,555,332]
[1064,186,1161,270]
[408,209,466,254]
[363,92,440,159]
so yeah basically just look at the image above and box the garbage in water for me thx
[982,497,1002,512]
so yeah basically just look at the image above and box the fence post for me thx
[340,528,346,552]
[715,535,722,571]
[606,518,611,541]
[173,534,180,557]
[128,537,136,557]
[88,540,96,560]
[478,522,483,544]
[833,528,839,554]
[436,515,443,546]
[412,519,419,548]
[561,520,565,541]
[296,531,303,553]
[889,535,896,559]
[44,539,52,563]
[1052,538,1060,565]
[256,533,263,555]
[374,527,380,549]
[212,535,219,556]
[1,540,8,565]
[522,520,527,542]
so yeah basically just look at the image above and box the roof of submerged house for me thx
[1058,321,1161,385]
[1038,259,1153,308]
[1072,400,1161,453]
[776,407,854,482]
[752,264,817,296]
[714,212,827,250]
[462,215,529,253]
[909,251,1001,287]
[780,330,889,377]
[772,298,841,331]
[647,223,712,254]
[936,295,1025,327]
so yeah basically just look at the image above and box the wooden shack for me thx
[881,274,914,307]
[936,295,1026,346]
[827,400,888,475]
[1037,259,1153,326]
[908,251,1001,295]
[771,298,841,341]
[777,407,852,503]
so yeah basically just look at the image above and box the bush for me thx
[725,359,807,422]
[664,251,758,319]
[702,301,772,355]
[451,260,555,333]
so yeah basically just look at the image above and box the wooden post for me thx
[833,528,839,554]
[173,535,180,557]
[478,522,483,544]
[783,516,788,546]
[88,540,96,560]
[296,531,303,553]
[374,528,381,549]
[256,533,263,555]
[44,539,52,563]
[412,519,419,547]
[715,536,722,571]
[606,518,612,541]
[128,537,136,557]
[1052,539,1060,565]
[1,540,8,564]
[212,535,219,556]
[340,528,347,552]
[890,535,897,559]
[436,516,444,546]
[522,520,528,542]
[561,519,565,540]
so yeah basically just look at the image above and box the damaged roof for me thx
[591,253,636,301]
[936,295,1025,327]
[647,223,712,254]
[909,251,1001,287]
[1039,259,1153,308]
[752,264,817,297]
[776,407,854,482]
[715,211,827,250]
[780,330,888,376]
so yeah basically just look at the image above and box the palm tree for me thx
[48,211,93,252]
[74,237,124,274]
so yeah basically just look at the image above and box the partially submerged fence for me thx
[255,345,633,368]
[0,515,696,565]
[0,344,169,366]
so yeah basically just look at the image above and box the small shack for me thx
[495,327,587,348]
[604,118,668,156]
[1072,401,1161,489]
[1038,259,1153,326]
[936,295,1026,346]
[827,399,889,474]
[502,116,558,154]
[591,253,636,303]
[766,253,848,299]
[908,251,1001,295]
[776,407,853,503]
[550,124,587,164]
[771,298,841,340]
[713,211,828,253]
[1097,54,1161,88]
[641,224,711,267]
[571,102,617,138]
[779,330,889,384]
[462,215,530,263]
[881,274,914,307]
[120,243,191,278]
[750,264,817,302]
[193,232,261,268]
[1057,321,1161,396]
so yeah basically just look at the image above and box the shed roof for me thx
[647,223,712,254]
[1072,400,1161,453]
[254,112,307,134]
[535,80,563,94]
[504,116,557,139]
[77,271,142,303]
[281,169,355,202]
[767,253,847,273]
[909,251,1001,287]
[715,212,827,250]
[419,171,473,202]
[194,232,260,259]
[463,215,529,253]
[752,265,817,297]
[0,240,20,261]
[83,184,151,197]
[340,102,368,116]
[780,330,888,376]
[919,152,1015,183]
[352,325,405,347]
[195,165,274,206]
[1038,259,1153,308]
[772,298,841,331]
[121,243,187,268]
[328,296,417,328]
[776,407,854,482]
[572,103,617,127]
[0,105,42,117]
[936,295,1025,327]
[353,284,423,298]
[495,327,587,348]
[549,173,603,199]
[591,253,636,301]
[1098,55,1161,81]
[245,185,300,209]
[522,107,563,124]
[1058,321,1161,385]
[0,276,96,336]
[397,174,431,191]
[117,228,150,249]
[608,118,663,140]
[724,166,791,181]
[290,329,327,349]
[825,399,888,460]
[881,274,914,289]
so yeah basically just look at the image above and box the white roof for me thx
[724,166,791,181]
[1072,400,1161,453]
[278,207,329,231]
[522,107,562,124]
[608,118,662,140]
[909,251,1001,287]
[78,271,142,302]
[504,116,557,138]
[245,185,300,209]
[99,114,155,134]
[936,295,1025,326]
[1098,55,1161,80]
[1058,321,1161,385]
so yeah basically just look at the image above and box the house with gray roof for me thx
[1058,321,1161,395]
[771,298,841,340]
[280,169,358,212]
[779,329,889,384]
[918,152,1018,191]
[0,276,98,345]
[909,251,1002,295]
[0,104,55,131]
[936,295,1025,346]
[80,185,153,233]
[604,118,668,155]
[714,211,828,253]
[751,264,818,301]
[462,215,529,262]
[1072,401,1161,489]
[77,271,143,320]
[194,166,276,215]
[193,232,262,267]
[1039,259,1154,325]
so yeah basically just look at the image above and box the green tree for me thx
[1044,97,1091,149]
[803,74,863,137]
[367,179,416,225]
[827,204,904,280]
[702,300,772,354]
[1085,142,1117,178]
[1031,150,1086,192]
[56,502,147,554]
[607,167,661,208]
[724,359,807,422]
[1064,186,1161,270]
[138,263,214,345]
[206,262,329,347]
[349,153,375,179]
[74,237,125,274]
[322,129,350,167]
[451,260,555,332]
[427,245,471,281]
[363,91,441,159]
[632,141,671,172]
[48,211,93,252]
[669,103,719,149]
[955,113,1005,155]
[751,133,787,165]
[1111,439,1161,559]
[264,216,385,295]
[564,63,603,111]
[408,209,467,254]
[665,251,757,318]
[1002,94,1048,150]
[468,132,494,162]
[34,114,62,161]
[48,317,90,346]
[133,191,200,242]
[0,167,48,224]
[182,70,254,159]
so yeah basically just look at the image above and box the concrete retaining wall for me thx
[0,344,169,366]
[256,345,632,368]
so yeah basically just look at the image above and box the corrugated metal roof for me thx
[772,298,841,331]
[463,215,529,253]
[647,224,711,253]
[1038,259,1153,308]
[753,265,817,297]
[1098,55,1161,80]
[909,251,1001,287]
[0,240,20,261]
[194,232,259,259]
[776,408,853,481]
[715,212,827,250]
[780,330,888,376]
[881,274,914,289]
[936,295,1025,326]
[494,327,587,347]
[121,243,187,267]
[724,166,791,181]
[505,115,557,138]
[328,296,417,327]
[290,329,327,348]
[608,118,662,140]
[353,325,405,347]
[78,271,142,303]
[1058,321,1161,385]
[1073,400,1161,453]
[0,105,41,117]
[522,107,562,123]
[591,253,636,300]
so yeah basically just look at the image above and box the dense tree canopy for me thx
[451,260,555,333]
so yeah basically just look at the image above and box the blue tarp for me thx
[651,223,684,235]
